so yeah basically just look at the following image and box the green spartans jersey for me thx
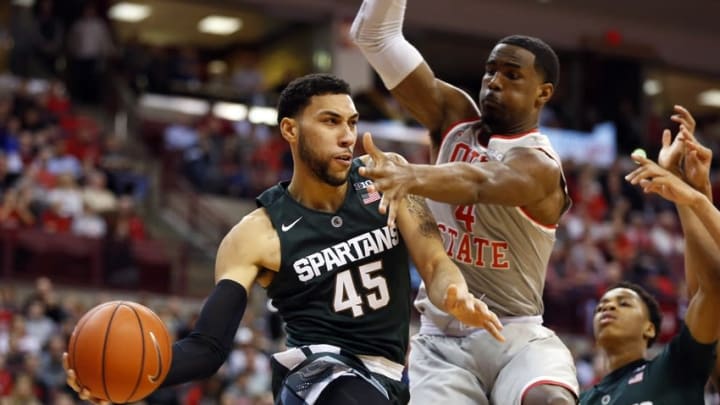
[579,324,716,405]
[256,158,411,365]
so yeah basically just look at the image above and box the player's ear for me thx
[280,117,298,142]
[642,321,656,342]
[536,83,553,106]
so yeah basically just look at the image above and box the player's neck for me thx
[482,112,539,137]
[287,174,348,213]
[602,341,646,373]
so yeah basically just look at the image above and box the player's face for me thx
[479,44,547,133]
[593,288,654,348]
[297,94,358,186]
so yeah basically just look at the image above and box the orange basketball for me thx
[67,301,173,403]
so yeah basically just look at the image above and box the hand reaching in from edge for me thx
[63,353,111,405]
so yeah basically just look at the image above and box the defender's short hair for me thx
[498,35,560,88]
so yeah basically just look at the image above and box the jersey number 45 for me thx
[333,260,389,317]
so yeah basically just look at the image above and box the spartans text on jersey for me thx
[293,226,400,282]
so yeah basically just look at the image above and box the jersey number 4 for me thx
[454,205,476,231]
[333,260,389,317]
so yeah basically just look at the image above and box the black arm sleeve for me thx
[160,279,248,387]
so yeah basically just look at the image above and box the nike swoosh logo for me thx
[147,331,164,384]
[281,217,303,232]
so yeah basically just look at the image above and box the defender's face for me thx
[297,94,358,186]
[479,44,543,132]
[593,288,652,347]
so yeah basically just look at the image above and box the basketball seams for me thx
[123,303,146,403]
[71,301,115,390]
[102,303,122,403]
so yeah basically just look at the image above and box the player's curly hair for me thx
[498,35,560,88]
[277,73,352,124]
[608,281,663,347]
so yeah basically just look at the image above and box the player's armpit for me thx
[215,208,278,289]
[492,147,563,206]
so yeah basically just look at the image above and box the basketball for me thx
[67,301,173,403]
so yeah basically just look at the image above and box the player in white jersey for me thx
[351,0,577,404]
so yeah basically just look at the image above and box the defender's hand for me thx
[358,132,414,228]
[63,353,111,405]
[657,105,697,175]
[443,284,505,342]
[678,125,712,195]
[626,154,703,206]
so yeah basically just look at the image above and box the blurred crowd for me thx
[0,76,153,285]
[0,277,280,404]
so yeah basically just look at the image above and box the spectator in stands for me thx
[0,372,41,405]
[45,142,82,179]
[113,195,145,241]
[0,188,35,228]
[16,132,37,168]
[22,300,54,348]
[81,170,116,214]
[104,196,145,285]
[164,119,199,152]
[32,0,64,79]
[8,4,41,78]
[0,354,11,397]
[65,2,115,104]
[45,173,82,218]
[40,201,72,233]
[99,134,148,199]
[64,124,101,166]
[71,202,107,239]
[21,353,49,403]
[232,51,266,105]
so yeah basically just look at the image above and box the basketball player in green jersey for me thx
[580,113,719,405]
[64,73,503,405]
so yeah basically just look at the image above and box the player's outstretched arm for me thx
[393,186,504,341]
[360,132,561,208]
[626,155,720,344]
[64,209,274,402]
[350,0,479,143]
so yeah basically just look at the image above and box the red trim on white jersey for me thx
[520,379,578,405]
[517,206,558,231]
[440,118,482,143]
[489,128,540,140]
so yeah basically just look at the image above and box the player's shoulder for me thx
[224,208,275,246]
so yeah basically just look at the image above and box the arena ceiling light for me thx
[198,16,243,35]
[109,2,151,22]
[698,89,720,108]
[213,102,248,121]
[642,79,662,96]
[139,94,210,116]
[248,106,278,126]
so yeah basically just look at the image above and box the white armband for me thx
[350,0,424,90]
